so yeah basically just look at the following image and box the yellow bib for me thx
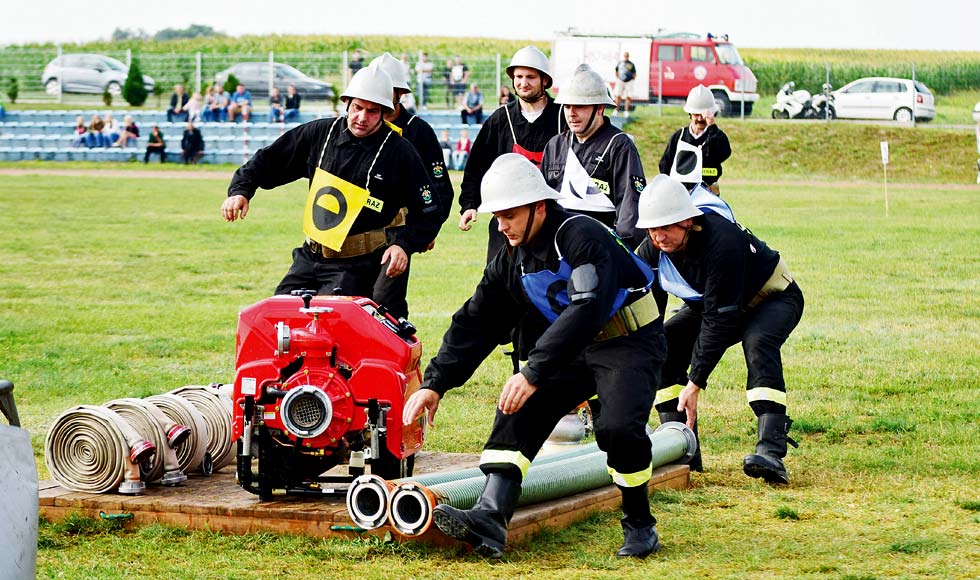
[303,168,383,251]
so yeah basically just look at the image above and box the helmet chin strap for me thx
[520,202,538,246]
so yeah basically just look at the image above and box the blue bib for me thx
[521,216,655,323]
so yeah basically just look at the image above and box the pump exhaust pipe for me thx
[345,474,395,530]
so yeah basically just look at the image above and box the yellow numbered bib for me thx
[303,168,383,251]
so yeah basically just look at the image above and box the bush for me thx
[102,88,112,107]
[7,77,18,104]
[223,73,240,95]
[122,57,148,106]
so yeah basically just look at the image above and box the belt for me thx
[595,291,660,342]
[306,229,387,259]
[747,258,794,309]
[385,207,408,229]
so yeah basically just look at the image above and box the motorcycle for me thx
[772,82,835,120]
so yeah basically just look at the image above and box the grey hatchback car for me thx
[41,53,155,95]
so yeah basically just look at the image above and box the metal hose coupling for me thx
[346,474,395,530]
[104,398,187,486]
[388,480,446,537]
[653,421,700,465]
[168,385,236,473]
[146,394,208,475]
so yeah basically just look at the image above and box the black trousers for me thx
[144,148,166,163]
[655,283,804,416]
[371,226,411,320]
[481,322,667,481]
[275,243,387,299]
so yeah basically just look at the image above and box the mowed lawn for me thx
[2,172,980,580]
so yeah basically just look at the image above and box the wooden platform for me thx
[38,451,689,546]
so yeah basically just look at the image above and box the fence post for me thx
[126,48,131,67]
[268,51,274,97]
[342,51,349,89]
[911,63,916,127]
[196,52,202,94]
[496,53,501,110]
[416,50,425,110]
[56,44,63,104]
[825,62,831,122]
[657,61,663,117]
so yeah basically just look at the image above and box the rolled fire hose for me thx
[104,398,187,485]
[346,439,606,530]
[384,422,697,536]
[45,405,152,494]
[169,385,235,472]
[145,394,208,474]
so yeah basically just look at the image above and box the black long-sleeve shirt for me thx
[391,107,455,224]
[422,206,660,395]
[658,124,731,187]
[540,119,647,249]
[636,213,780,388]
[181,128,204,154]
[227,117,442,254]
[169,92,189,112]
[458,97,565,213]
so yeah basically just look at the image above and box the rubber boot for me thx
[742,413,798,485]
[616,484,660,558]
[432,473,522,558]
[658,411,702,472]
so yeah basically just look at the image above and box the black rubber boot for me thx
[616,484,660,558]
[658,411,702,472]
[432,473,522,558]
[742,413,798,485]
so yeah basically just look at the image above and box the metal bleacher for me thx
[0,109,482,164]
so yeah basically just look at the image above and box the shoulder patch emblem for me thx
[421,186,433,203]
[632,175,646,193]
[432,162,445,179]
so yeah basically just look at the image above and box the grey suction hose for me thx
[45,405,153,494]
[169,385,236,472]
[104,398,187,485]
[386,422,697,536]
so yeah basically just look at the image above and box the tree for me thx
[223,73,240,95]
[122,58,148,107]
[153,24,223,41]
[7,77,18,104]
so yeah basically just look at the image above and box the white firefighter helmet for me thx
[684,84,719,114]
[506,45,553,89]
[479,153,560,213]
[973,100,980,123]
[635,174,703,229]
[370,52,411,93]
[555,64,615,107]
[340,64,395,112]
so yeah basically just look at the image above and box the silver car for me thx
[41,53,155,96]
[832,77,935,122]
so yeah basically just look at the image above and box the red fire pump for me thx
[231,290,425,498]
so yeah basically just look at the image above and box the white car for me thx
[832,77,935,122]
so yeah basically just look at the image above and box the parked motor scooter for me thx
[772,82,835,120]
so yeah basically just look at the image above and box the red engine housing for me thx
[231,294,425,494]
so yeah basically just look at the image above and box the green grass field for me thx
[3,110,980,578]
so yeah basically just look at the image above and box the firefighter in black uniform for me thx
[658,85,731,195]
[458,45,566,263]
[221,64,442,301]
[635,175,804,483]
[541,63,647,249]
[403,153,668,559]
[369,52,455,320]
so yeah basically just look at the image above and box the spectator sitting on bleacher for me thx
[181,121,205,164]
[144,125,166,163]
[439,129,452,167]
[204,83,229,122]
[85,114,106,148]
[184,92,203,123]
[461,83,484,125]
[167,84,190,123]
[115,115,139,148]
[102,112,120,147]
[269,87,285,123]
[283,84,301,122]
[452,128,472,170]
[71,115,86,147]
[227,84,253,122]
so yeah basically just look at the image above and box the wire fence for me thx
[0,46,506,110]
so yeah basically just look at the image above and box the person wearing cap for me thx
[541,63,647,249]
[658,84,731,194]
[221,64,442,303]
[368,52,455,320]
[635,175,804,483]
[402,153,668,559]
[458,45,567,263]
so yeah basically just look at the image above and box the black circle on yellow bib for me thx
[312,186,348,230]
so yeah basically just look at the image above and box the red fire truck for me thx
[551,30,759,116]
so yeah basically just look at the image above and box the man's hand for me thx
[459,209,478,231]
[382,244,409,277]
[705,111,716,126]
[221,195,249,222]
[499,373,538,415]
[403,388,441,426]
[677,381,702,429]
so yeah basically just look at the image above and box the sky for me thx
[2,0,978,51]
